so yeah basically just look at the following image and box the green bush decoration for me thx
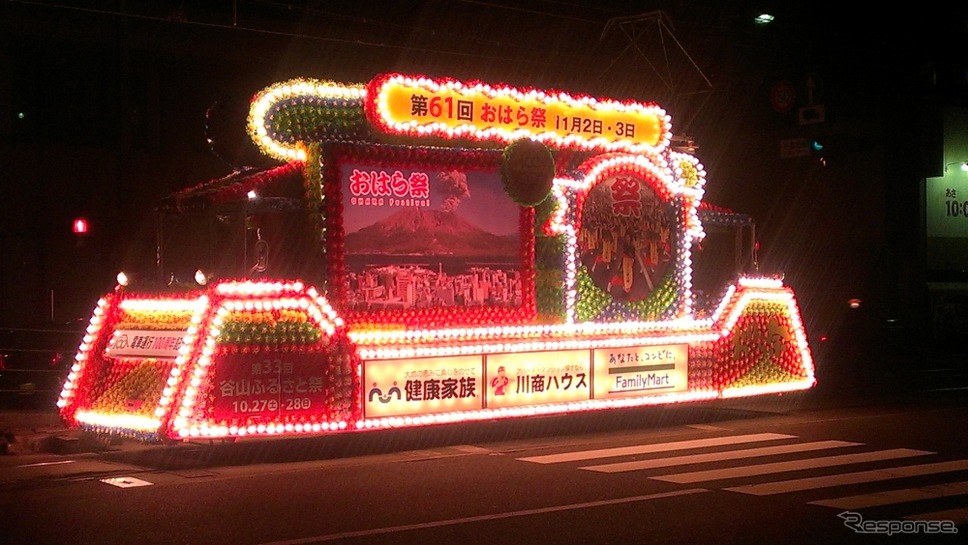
[576,265,611,322]
[626,273,676,320]
[501,139,555,206]
[536,268,565,321]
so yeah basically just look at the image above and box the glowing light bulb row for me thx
[684,212,705,242]
[371,73,672,154]
[57,298,110,409]
[549,154,709,323]
[119,297,198,312]
[668,151,707,196]
[784,300,815,378]
[680,249,695,318]
[717,289,795,337]
[675,185,705,244]
[709,285,738,322]
[564,228,580,324]
[74,411,161,431]
[215,279,305,297]
[214,296,337,338]
[349,314,713,347]
[709,286,815,386]
[248,78,366,161]
[547,181,573,237]
[307,286,344,327]
[672,228,692,319]
[58,274,816,441]
[58,282,348,433]
[166,301,210,436]
[356,331,718,361]
[381,73,667,117]
[738,275,784,289]
[178,420,350,439]
[574,154,675,194]
[152,283,346,437]
[359,390,719,431]
[720,378,816,399]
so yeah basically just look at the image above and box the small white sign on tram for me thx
[105,329,186,359]
[593,344,688,399]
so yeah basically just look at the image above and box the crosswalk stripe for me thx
[809,480,968,509]
[582,440,862,473]
[652,448,934,484]
[906,507,968,525]
[725,459,968,496]
[517,433,797,464]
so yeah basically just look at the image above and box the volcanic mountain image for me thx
[344,207,517,256]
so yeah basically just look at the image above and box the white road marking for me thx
[906,506,968,525]
[452,445,495,454]
[582,440,862,473]
[255,488,710,544]
[518,433,797,464]
[652,448,934,484]
[725,459,968,496]
[809,479,968,509]
[17,460,76,468]
[687,424,728,431]
[100,476,154,488]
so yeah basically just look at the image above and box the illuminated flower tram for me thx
[57,73,816,442]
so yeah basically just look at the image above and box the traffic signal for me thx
[72,217,91,248]
[72,217,89,235]
[809,137,829,167]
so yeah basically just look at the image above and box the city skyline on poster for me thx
[340,160,525,312]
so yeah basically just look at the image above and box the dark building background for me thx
[1,1,966,361]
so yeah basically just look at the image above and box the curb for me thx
[0,410,76,455]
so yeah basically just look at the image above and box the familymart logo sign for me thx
[839,511,958,536]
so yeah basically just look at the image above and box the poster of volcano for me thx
[339,153,525,314]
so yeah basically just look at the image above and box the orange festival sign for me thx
[366,73,671,151]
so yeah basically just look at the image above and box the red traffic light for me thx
[72,217,89,234]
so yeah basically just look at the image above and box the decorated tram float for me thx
[57,73,816,442]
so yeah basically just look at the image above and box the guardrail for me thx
[1,327,82,410]
[0,368,69,411]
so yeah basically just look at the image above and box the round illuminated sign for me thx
[578,176,674,302]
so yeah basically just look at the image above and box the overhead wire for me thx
[7,0,619,69]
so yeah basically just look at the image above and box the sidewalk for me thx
[0,409,76,455]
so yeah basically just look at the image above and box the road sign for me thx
[800,73,824,105]
[798,104,825,125]
[771,80,796,113]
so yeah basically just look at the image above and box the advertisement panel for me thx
[593,344,688,399]
[364,355,483,418]
[925,175,968,239]
[485,350,591,408]
[332,144,533,324]
[211,353,328,423]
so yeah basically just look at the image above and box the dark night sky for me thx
[0,0,966,327]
